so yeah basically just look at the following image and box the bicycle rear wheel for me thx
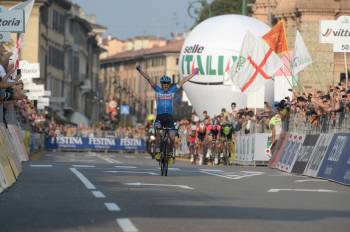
[160,139,169,176]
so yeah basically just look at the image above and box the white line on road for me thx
[295,179,328,183]
[104,171,159,176]
[117,218,138,232]
[72,165,96,168]
[70,168,96,190]
[200,170,237,179]
[105,203,121,211]
[124,182,194,190]
[96,153,122,164]
[30,165,53,167]
[114,166,137,169]
[199,169,224,172]
[268,188,337,193]
[91,191,106,198]
[157,167,181,171]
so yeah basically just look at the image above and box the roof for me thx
[92,23,107,30]
[101,39,184,63]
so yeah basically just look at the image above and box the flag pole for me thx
[344,52,349,87]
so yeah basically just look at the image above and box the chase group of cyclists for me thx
[136,65,239,166]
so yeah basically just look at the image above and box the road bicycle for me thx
[158,127,173,176]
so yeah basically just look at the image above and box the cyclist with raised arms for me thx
[136,65,198,159]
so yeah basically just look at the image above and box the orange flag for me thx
[263,21,289,54]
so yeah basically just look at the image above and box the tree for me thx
[189,0,256,26]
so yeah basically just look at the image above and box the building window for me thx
[40,5,49,26]
[49,46,64,69]
[52,10,64,34]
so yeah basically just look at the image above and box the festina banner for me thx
[45,136,146,152]
[292,31,312,75]
[232,31,283,93]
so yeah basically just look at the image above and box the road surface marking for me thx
[114,166,137,169]
[105,171,159,176]
[70,168,96,190]
[117,218,138,232]
[295,179,328,183]
[92,191,105,198]
[157,167,181,171]
[30,165,53,167]
[72,165,96,168]
[200,169,224,172]
[268,188,337,193]
[96,153,122,164]
[105,203,121,211]
[201,170,264,180]
[124,155,136,159]
[124,182,194,190]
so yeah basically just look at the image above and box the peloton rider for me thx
[136,65,199,157]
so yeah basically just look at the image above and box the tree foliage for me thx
[192,0,256,25]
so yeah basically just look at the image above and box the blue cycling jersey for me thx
[154,84,179,115]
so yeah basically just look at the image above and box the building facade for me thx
[253,0,350,89]
[0,0,105,123]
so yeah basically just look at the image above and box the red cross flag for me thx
[233,31,283,93]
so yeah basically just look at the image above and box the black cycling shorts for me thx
[155,113,175,129]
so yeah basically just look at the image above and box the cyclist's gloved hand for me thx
[136,65,141,72]
[193,68,199,75]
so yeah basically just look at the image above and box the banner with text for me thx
[45,136,146,152]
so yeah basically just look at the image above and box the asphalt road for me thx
[0,151,350,232]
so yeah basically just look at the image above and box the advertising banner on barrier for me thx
[303,134,333,177]
[254,133,272,162]
[0,126,21,178]
[268,132,289,169]
[0,135,16,188]
[291,134,320,174]
[45,136,146,152]
[334,139,350,185]
[235,134,254,164]
[317,134,350,183]
[278,134,305,172]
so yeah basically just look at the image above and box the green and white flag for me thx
[292,31,312,75]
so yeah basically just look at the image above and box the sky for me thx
[72,0,210,39]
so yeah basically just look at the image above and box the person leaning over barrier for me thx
[269,107,282,151]
[0,51,25,102]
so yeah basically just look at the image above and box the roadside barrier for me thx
[277,134,305,173]
[8,125,29,161]
[317,133,350,185]
[267,131,350,186]
[303,134,333,177]
[291,134,320,174]
[44,136,146,152]
[0,124,32,194]
[0,126,21,178]
[234,133,271,165]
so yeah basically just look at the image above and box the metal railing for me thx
[288,112,350,134]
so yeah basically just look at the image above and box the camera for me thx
[17,69,21,76]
